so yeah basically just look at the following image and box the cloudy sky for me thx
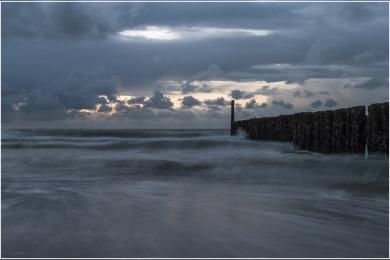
[2,2,389,129]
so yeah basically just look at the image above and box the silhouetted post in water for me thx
[230,100,235,136]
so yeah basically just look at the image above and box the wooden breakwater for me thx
[232,102,389,154]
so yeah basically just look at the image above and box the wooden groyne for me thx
[232,102,389,154]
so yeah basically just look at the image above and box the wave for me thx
[2,130,272,151]
[2,129,388,195]
[2,129,224,139]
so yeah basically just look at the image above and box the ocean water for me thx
[2,129,389,258]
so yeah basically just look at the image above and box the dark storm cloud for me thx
[231,86,279,100]
[253,86,280,96]
[293,89,316,98]
[245,99,268,109]
[204,97,228,107]
[182,96,201,108]
[115,100,129,112]
[272,100,294,109]
[318,91,330,95]
[259,102,268,109]
[5,3,386,40]
[285,78,306,85]
[230,90,254,100]
[324,99,338,108]
[50,73,119,110]
[3,3,138,40]
[180,65,221,94]
[97,96,108,105]
[3,71,120,121]
[343,77,389,89]
[97,104,112,113]
[245,99,257,109]
[230,62,388,85]
[127,96,146,105]
[2,2,388,126]
[143,90,173,109]
[231,90,246,100]
[0,3,304,40]
[310,100,322,108]
[181,82,212,94]
[107,95,118,102]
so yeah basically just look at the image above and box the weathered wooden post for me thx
[368,102,389,154]
[230,100,235,136]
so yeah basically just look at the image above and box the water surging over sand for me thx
[2,129,389,257]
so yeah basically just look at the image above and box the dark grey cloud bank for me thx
[182,96,201,108]
[2,2,388,128]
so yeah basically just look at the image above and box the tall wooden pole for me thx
[230,100,235,136]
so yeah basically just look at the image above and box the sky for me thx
[2,2,389,129]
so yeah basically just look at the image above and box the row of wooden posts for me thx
[231,100,389,154]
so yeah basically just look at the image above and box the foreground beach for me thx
[2,129,388,257]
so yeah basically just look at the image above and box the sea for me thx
[1,129,389,257]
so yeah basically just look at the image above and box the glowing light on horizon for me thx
[118,26,273,41]
[119,26,180,40]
